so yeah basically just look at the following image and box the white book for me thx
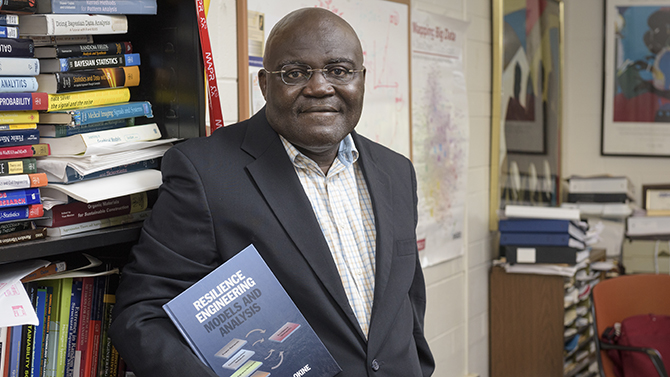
[0,76,39,92]
[41,169,162,203]
[43,123,162,156]
[626,216,670,236]
[45,210,151,238]
[504,205,581,221]
[18,14,128,36]
[568,175,634,196]
[0,58,40,77]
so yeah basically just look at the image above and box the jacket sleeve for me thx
[109,147,221,377]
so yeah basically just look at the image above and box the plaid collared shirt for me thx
[280,134,377,337]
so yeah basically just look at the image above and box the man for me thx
[110,7,434,377]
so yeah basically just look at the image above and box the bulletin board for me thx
[238,0,412,157]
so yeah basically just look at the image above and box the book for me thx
[0,172,47,190]
[45,87,130,112]
[44,209,150,237]
[0,226,46,245]
[39,53,140,73]
[627,215,670,236]
[37,192,147,227]
[39,286,53,377]
[18,14,128,36]
[41,169,162,203]
[34,41,131,59]
[0,327,8,377]
[0,92,47,111]
[8,325,22,377]
[568,175,634,198]
[498,218,587,240]
[74,277,93,377]
[0,203,42,223]
[0,158,36,175]
[64,278,82,377]
[0,26,17,38]
[22,260,67,282]
[561,202,634,218]
[0,218,32,234]
[43,122,161,156]
[18,284,36,377]
[31,287,47,377]
[29,35,93,47]
[566,192,631,203]
[42,157,159,184]
[0,143,49,160]
[0,0,35,14]
[0,187,40,207]
[0,111,38,124]
[38,101,151,126]
[0,128,38,147]
[39,278,72,377]
[0,76,38,92]
[163,244,341,377]
[504,245,591,265]
[38,118,131,138]
[504,204,581,221]
[499,232,585,249]
[0,123,37,130]
[97,273,118,377]
[0,14,18,25]
[23,253,101,282]
[35,66,140,93]
[82,275,105,377]
[37,0,157,15]
[0,57,39,76]
[0,37,33,58]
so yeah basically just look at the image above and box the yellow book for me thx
[0,111,39,124]
[0,123,37,130]
[46,88,131,112]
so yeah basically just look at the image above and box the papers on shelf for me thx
[503,260,588,277]
[0,259,50,327]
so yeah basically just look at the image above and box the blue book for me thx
[47,53,141,73]
[0,204,43,224]
[31,288,47,377]
[39,0,157,15]
[73,102,152,126]
[498,218,586,239]
[0,38,34,58]
[64,279,83,377]
[9,325,23,377]
[0,77,39,93]
[499,232,585,249]
[54,158,160,184]
[0,129,39,147]
[0,15,18,26]
[0,188,41,208]
[163,244,341,377]
[0,26,18,39]
[38,118,131,138]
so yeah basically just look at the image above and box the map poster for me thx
[411,10,470,267]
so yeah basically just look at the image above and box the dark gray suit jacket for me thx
[109,108,435,377]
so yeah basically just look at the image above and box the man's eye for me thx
[285,70,307,79]
[328,67,348,77]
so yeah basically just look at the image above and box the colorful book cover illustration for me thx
[163,244,341,377]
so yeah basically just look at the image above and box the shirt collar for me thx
[280,134,359,168]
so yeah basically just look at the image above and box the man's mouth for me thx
[301,105,338,113]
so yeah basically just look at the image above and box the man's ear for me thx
[258,69,268,100]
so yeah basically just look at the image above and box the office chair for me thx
[591,274,670,377]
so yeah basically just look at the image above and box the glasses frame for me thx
[264,64,366,86]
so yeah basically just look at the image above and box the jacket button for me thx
[371,359,380,371]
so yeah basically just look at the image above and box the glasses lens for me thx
[324,65,354,83]
[281,65,310,85]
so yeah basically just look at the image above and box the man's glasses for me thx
[264,64,365,86]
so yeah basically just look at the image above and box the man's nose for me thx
[303,69,335,95]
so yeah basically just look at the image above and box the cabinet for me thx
[0,0,205,266]
[490,249,605,377]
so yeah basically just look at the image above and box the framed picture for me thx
[602,0,670,156]
[489,0,564,229]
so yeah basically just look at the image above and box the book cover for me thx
[18,14,128,36]
[74,277,93,377]
[37,0,157,15]
[40,53,139,73]
[0,57,39,76]
[30,35,93,47]
[163,244,341,377]
[97,273,117,377]
[38,119,131,138]
[45,88,130,112]
[47,157,159,184]
[0,158,37,175]
[499,232,585,249]
[0,218,32,234]
[504,204,581,221]
[31,287,47,377]
[37,192,147,227]
[83,275,105,377]
[0,123,37,130]
[39,286,54,377]
[35,66,140,93]
[0,37,33,58]
[39,278,71,377]
[40,101,150,126]
[0,26,17,38]
[44,122,160,156]
[0,203,42,223]
[19,283,36,377]
[0,14,18,25]
[498,218,587,240]
[0,187,40,208]
[0,172,47,190]
[568,176,634,196]
[0,128,38,147]
[0,143,49,160]
[0,76,37,92]
[34,41,131,59]
[0,93,47,111]
[64,278,82,377]
[44,209,150,237]
[503,245,591,265]
[0,226,46,245]
[9,325,22,377]
[0,111,38,124]
[0,0,36,14]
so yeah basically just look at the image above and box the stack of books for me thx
[14,0,170,238]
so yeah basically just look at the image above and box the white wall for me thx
[210,1,493,376]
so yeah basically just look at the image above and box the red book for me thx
[83,276,106,377]
[37,192,147,227]
[76,277,94,377]
[0,144,50,160]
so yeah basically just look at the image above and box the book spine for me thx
[0,172,46,190]
[41,118,129,138]
[80,122,160,146]
[97,274,117,377]
[0,144,49,160]
[0,38,32,58]
[0,227,45,245]
[75,278,93,377]
[62,158,158,184]
[47,66,140,93]
[566,192,630,203]
[54,41,131,58]
[54,279,72,377]
[9,325,22,377]
[0,26,18,39]
[61,53,140,72]
[0,219,31,234]
[46,1,157,15]
[21,14,128,36]
[499,232,573,246]
[0,111,38,124]
[0,204,42,223]
[0,58,38,76]
[30,35,92,47]
[0,327,9,377]
[21,261,66,283]
[46,88,130,112]
[0,158,37,176]
[498,219,569,233]
[0,77,38,93]
[47,192,145,227]
[64,279,82,377]
[0,14,19,26]
[39,286,53,377]
[41,280,62,377]
[30,288,46,377]
[0,123,37,130]
[0,1,36,14]
[0,129,39,147]
[44,210,150,237]
[85,276,105,377]
[76,101,151,125]
[18,284,35,377]
[0,187,40,207]
[0,93,47,111]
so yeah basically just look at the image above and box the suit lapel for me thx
[242,110,362,335]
